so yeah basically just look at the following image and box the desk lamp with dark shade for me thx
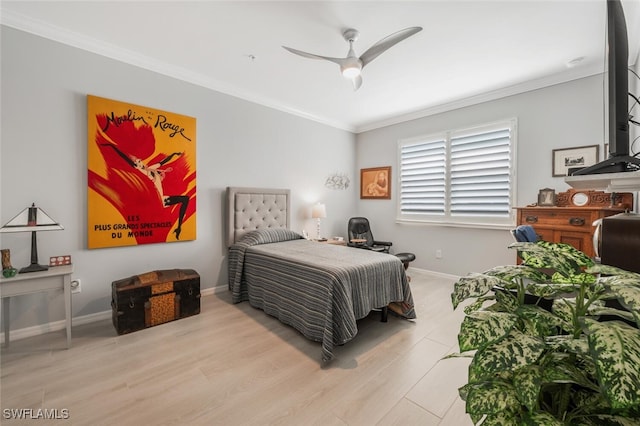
[0,203,64,273]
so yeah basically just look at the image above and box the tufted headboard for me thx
[226,187,291,247]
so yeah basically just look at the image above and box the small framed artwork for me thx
[360,166,391,199]
[552,145,599,177]
[538,188,556,206]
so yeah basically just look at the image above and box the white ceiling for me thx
[2,1,640,133]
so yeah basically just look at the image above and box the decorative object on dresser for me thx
[515,189,633,258]
[555,188,633,209]
[111,269,200,335]
[0,203,64,273]
[537,187,556,206]
[552,144,599,177]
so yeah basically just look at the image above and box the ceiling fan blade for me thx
[282,46,346,66]
[359,27,422,68]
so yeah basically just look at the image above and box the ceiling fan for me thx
[282,26,422,90]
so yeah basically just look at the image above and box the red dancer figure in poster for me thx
[101,143,190,240]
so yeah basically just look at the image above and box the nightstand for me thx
[315,238,347,245]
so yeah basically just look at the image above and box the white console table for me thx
[0,264,73,348]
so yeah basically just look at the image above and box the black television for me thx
[572,0,640,175]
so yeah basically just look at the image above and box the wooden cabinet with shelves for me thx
[515,189,633,258]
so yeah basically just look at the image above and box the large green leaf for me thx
[489,289,519,313]
[545,335,590,357]
[508,241,548,255]
[572,414,640,425]
[590,306,637,324]
[513,365,543,412]
[526,281,581,298]
[483,264,549,283]
[600,274,640,289]
[517,304,563,337]
[452,273,508,309]
[514,241,594,282]
[521,411,564,425]
[587,264,640,279]
[469,330,545,382]
[535,240,595,268]
[481,411,521,425]
[602,281,640,327]
[542,357,599,390]
[550,271,596,285]
[463,294,496,315]
[571,388,612,414]
[460,381,520,417]
[551,298,577,330]
[458,311,518,352]
[582,318,640,409]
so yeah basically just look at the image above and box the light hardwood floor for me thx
[1,269,473,426]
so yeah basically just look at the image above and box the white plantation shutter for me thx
[450,128,511,217]
[398,120,516,226]
[400,138,446,215]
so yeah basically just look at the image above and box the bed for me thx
[226,187,415,362]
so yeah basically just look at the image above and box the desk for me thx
[0,264,73,348]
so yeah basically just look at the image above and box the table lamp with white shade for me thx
[0,203,64,273]
[311,203,327,240]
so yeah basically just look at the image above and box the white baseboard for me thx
[408,266,460,281]
[0,286,222,343]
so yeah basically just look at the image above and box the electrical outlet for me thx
[71,279,81,294]
[435,249,442,259]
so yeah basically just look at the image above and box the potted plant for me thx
[450,240,640,425]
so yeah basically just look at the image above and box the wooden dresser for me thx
[515,190,633,258]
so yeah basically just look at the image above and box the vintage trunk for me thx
[111,269,200,335]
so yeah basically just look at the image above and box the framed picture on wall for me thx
[87,95,197,249]
[552,145,599,177]
[360,166,391,199]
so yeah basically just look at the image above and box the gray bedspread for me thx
[228,228,415,362]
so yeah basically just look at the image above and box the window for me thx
[397,119,516,227]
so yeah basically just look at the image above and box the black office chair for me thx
[347,217,392,253]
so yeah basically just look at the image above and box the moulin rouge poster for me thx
[87,95,196,249]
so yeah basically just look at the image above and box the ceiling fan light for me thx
[342,66,361,79]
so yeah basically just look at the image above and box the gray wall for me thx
[0,27,356,331]
[2,24,637,335]
[355,75,616,276]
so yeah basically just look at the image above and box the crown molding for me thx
[354,63,605,133]
[0,8,617,135]
[0,9,356,133]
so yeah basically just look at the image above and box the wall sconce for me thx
[0,203,64,273]
[311,203,327,240]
